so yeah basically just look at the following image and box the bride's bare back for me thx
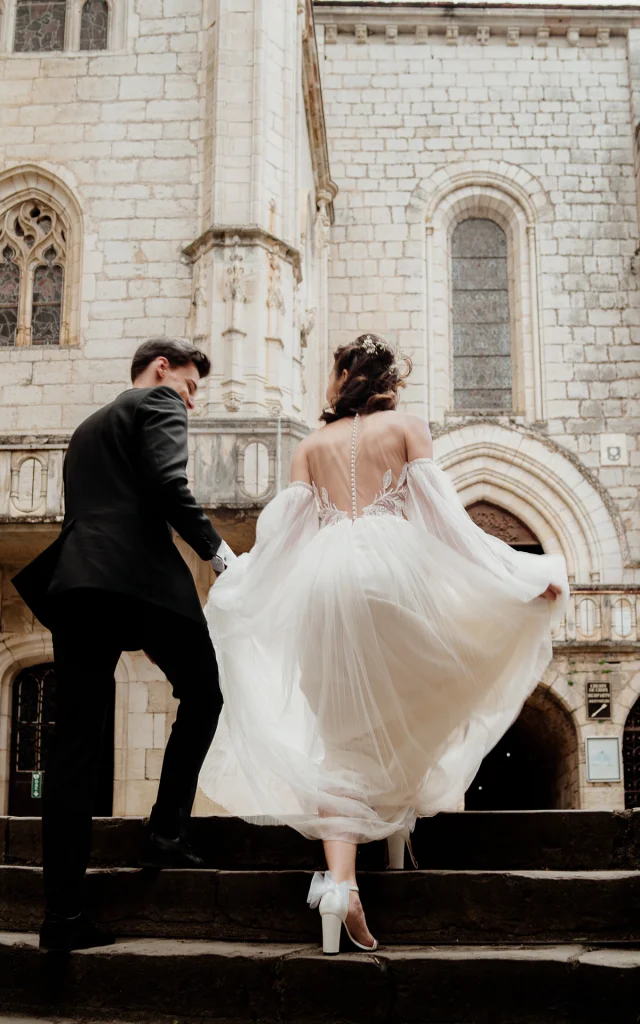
[291,410,433,518]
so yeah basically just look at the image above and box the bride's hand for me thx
[540,584,561,601]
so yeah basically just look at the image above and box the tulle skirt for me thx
[199,507,562,844]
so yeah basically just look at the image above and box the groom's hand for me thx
[211,553,227,575]
[211,540,236,576]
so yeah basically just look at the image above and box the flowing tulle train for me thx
[198,456,568,844]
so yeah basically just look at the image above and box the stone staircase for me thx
[1,811,640,1023]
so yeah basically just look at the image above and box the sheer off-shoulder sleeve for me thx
[205,481,318,628]
[405,459,569,625]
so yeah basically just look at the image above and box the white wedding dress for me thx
[199,411,568,844]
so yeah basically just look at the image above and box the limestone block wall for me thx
[0,0,335,819]
[316,6,640,574]
[0,0,331,432]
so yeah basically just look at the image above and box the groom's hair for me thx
[131,336,211,383]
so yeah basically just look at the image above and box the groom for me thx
[13,337,228,952]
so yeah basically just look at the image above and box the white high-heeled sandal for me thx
[386,833,406,870]
[386,833,418,870]
[307,872,379,955]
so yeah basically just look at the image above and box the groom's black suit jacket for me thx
[13,385,222,632]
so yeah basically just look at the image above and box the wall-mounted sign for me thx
[586,737,621,783]
[587,681,611,720]
[31,771,43,799]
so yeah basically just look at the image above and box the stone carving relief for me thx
[467,501,539,547]
[242,441,270,500]
[612,599,633,638]
[224,393,243,414]
[577,598,599,638]
[10,453,48,515]
[222,236,248,414]
[300,306,316,349]
[224,236,246,309]
[189,259,207,344]
[237,439,275,501]
[266,250,285,315]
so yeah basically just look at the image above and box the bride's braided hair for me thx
[321,333,412,424]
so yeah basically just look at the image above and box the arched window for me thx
[451,218,513,411]
[14,0,67,51]
[623,695,640,809]
[0,198,67,346]
[80,0,108,50]
[0,245,20,347]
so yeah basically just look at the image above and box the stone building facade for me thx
[1,0,640,819]
[0,0,336,816]
[315,1,640,813]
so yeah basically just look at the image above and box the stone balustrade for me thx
[0,417,310,525]
[553,588,640,649]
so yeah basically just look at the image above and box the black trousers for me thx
[43,589,222,915]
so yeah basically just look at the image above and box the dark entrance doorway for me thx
[462,505,578,810]
[465,687,580,810]
[8,662,115,817]
[623,695,640,808]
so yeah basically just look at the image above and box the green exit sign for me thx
[31,771,43,799]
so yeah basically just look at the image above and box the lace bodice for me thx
[311,414,410,529]
[313,467,409,528]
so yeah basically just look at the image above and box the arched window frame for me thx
[0,165,83,347]
[450,217,514,414]
[69,0,112,51]
[421,171,546,425]
[0,0,125,52]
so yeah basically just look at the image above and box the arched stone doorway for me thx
[8,662,114,817]
[623,695,640,809]
[463,502,578,810]
[466,686,580,810]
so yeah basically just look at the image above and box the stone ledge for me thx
[2,933,640,1024]
[2,864,640,944]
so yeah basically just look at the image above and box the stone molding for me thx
[0,164,84,348]
[410,162,551,425]
[183,225,303,284]
[433,422,625,584]
[302,0,338,223]
[314,3,636,44]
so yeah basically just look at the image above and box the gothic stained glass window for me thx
[14,0,67,52]
[451,218,513,411]
[0,246,20,347]
[0,199,67,346]
[31,246,63,345]
[80,0,108,51]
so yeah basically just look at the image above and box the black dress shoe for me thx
[139,831,204,869]
[39,911,115,952]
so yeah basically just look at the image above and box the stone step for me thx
[2,866,639,945]
[2,932,639,1024]
[3,809,640,871]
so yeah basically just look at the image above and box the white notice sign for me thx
[585,737,621,782]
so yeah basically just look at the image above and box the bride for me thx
[199,333,568,954]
